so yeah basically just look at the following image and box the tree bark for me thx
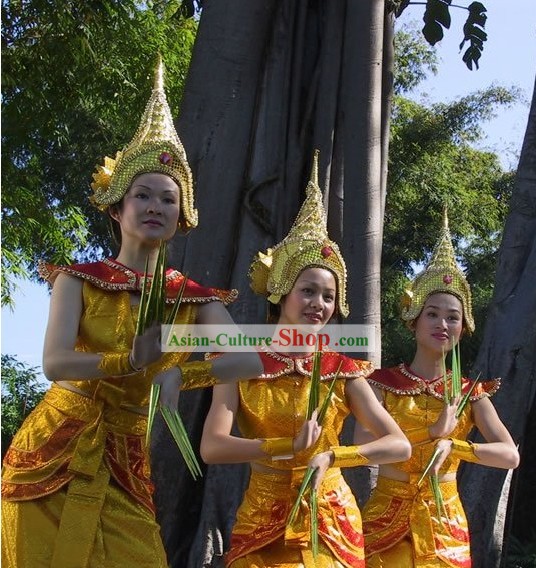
[459,76,536,568]
[151,1,394,565]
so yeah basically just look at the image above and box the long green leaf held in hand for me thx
[317,361,343,426]
[310,484,319,558]
[146,383,161,447]
[287,466,316,528]
[450,337,462,400]
[161,406,202,480]
[287,358,343,556]
[306,350,322,420]
[138,242,202,479]
[456,372,481,419]
[442,347,450,405]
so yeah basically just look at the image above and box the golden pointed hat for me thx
[248,150,349,317]
[90,55,197,231]
[401,208,474,332]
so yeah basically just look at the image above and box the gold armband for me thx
[407,426,431,445]
[331,445,369,468]
[179,361,217,390]
[260,437,294,461]
[98,352,138,377]
[449,439,480,463]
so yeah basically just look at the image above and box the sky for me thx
[2,0,536,380]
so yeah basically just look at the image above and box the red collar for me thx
[38,258,238,305]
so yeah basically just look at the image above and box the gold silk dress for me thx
[226,349,373,568]
[362,365,500,568]
[1,259,237,568]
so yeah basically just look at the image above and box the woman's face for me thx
[278,267,336,330]
[413,292,463,356]
[110,173,180,245]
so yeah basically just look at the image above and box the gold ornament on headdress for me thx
[248,150,349,317]
[90,55,198,231]
[401,208,474,332]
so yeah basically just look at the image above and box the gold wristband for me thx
[407,426,431,445]
[260,437,294,461]
[449,438,480,463]
[331,445,369,468]
[179,361,217,390]
[98,352,138,377]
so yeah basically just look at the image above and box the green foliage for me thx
[394,24,439,95]
[1,0,197,307]
[1,354,46,456]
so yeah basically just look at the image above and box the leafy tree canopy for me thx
[1,354,46,457]
[1,0,196,306]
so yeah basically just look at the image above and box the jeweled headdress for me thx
[248,150,349,317]
[90,55,198,231]
[401,208,474,332]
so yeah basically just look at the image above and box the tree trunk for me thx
[459,76,536,568]
[151,1,394,565]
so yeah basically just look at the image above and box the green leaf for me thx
[456,373,481,419]
[146,383,160,446]
[459,2,488,70]
[422,0,452,45]
[310,487,319,557]
[317,362,343,426]
[306,351,322,420]
[418,445,444,486]
[161,406,203,480]
[287,466,316,527]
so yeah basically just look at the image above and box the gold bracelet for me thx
[449,438,480,463]
[407,426,431,445]
[98,352,138,377]
[260,437,294,461]
[179,361,217,390]
[331,445,369,468]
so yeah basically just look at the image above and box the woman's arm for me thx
[196,301,264,381]
[345,378,412,463]
[353,384,384,445]
[43,273,161,381]
[432,397,519,473]
[200,383,264,464]
[200,383,322,465]
[310,378,411,489]
[43,273,103,380]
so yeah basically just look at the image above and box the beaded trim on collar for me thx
[257,347,373,381]
[38,258,238,305]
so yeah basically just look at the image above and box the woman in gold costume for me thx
[200,152,411,568]
[361,211,520,568]
[1,58,262,568]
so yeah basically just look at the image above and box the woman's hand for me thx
[293,409,322,452]
[309,451,334,491]
[131,322,162,369]
[429,396,461,439]
[153,367,183,411]
[430,439,453,475]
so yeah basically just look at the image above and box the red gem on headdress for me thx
[443,274,453,284]
[159,152,173,166]
[321,246,333,258]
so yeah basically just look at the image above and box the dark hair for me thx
[108,202,123,246]
[266,301,281,323]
